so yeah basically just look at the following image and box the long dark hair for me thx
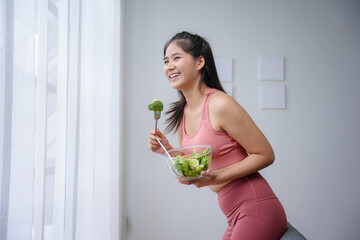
[164,31,225,134]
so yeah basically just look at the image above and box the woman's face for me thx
[163,41,203,91]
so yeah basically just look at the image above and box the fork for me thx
[154,111,161,133]
[153,111,161,151]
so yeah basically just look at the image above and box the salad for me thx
[172,148,210,177]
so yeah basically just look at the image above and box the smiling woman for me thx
[148,31,287,240]
[163,43,205,91]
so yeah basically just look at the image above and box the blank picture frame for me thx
[215,57,233,82]
[221,82,233,96]
[215,57,234,96]
[260,83,286,109]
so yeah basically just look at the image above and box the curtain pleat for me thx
[1,0,37,240]
[0,0,13,238]
[63,0,82,239]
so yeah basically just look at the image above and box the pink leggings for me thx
[217,173,287,240]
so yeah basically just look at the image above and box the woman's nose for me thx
[167,61,175,70]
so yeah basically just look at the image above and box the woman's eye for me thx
[164,60,169,65]
[174,56,180,60]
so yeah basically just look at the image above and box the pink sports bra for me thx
[181,89,248,171]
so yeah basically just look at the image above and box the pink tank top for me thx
[181,89,248,171]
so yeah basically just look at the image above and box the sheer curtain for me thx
[0,0,124,239]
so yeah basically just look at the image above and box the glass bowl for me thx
[163,145,212,181]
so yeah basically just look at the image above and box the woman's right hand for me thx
[148,129,171,154]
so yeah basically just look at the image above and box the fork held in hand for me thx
[154,111,161,133]
[153,111,161,151]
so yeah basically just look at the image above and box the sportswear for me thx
[180,88,287,239]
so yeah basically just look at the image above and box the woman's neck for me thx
[182,84,211,110]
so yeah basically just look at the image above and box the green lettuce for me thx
[172,148,210,177]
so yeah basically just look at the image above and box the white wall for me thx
[124,0,360,239]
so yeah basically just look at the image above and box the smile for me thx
[169,73,180,79]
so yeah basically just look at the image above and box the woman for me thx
[148,31,287,240]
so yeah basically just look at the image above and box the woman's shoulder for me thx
[208,90,246,131]
[210,90,241,111]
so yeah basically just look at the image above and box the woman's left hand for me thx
[177,170,218,188]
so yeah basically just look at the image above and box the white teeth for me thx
[170,73,180,78]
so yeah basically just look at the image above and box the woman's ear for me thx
[197,56,205,70]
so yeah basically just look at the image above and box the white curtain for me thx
[0,0,124,239]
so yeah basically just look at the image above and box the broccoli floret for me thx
[148,99,163,112]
